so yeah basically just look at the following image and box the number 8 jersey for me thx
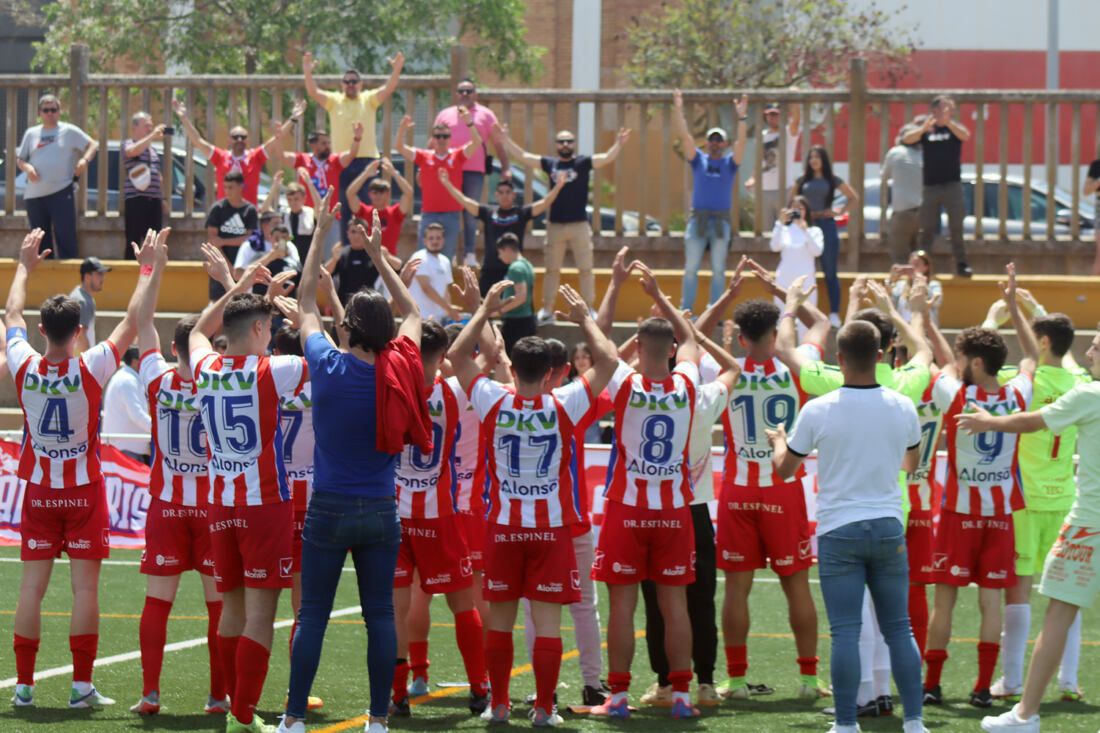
[605,360,698,509]
[191,348,307,507]
[7,328,119,488]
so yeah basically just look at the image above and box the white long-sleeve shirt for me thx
[770,221,824,294]
[102,364,152,456]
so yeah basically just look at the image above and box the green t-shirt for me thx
[1040,381,1100,528]
[999,364,1091,511]
[503,257,534,319]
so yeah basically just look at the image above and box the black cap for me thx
[79,257,111,275]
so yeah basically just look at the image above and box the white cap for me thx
[705,127,728,141]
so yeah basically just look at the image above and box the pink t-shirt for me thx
[433,104,498,174]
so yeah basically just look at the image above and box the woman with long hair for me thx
[769,194,824,308]
[791,145,860,327]
[889,249,943,325]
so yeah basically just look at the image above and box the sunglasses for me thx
[231,134,248,141]
[456,88,476,95]
[40,107,59,113]
[342,78,360,85]
[556,140,575,145]
[433,133,451,140]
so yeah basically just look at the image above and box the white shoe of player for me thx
[980,707,1040,732]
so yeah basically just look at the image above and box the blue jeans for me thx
[682,214,731,311]
[461,171,485,259]
[26,183,78,259]
[418,210,462,260]
[817,517,922,726]
[286,492,401,720]
[338,157,377,246]
[817,217,841,315]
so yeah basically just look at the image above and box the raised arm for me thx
[596,246,631,335]
[530,172,568,218]
[449,280,513,392]
[868,279,932,367]
[635,261,700,364]
[457,106,483,159]
[376,51,404,105]
[745,258,829,345]
[261,99,306,153]
[1003,262,1039,375]
[298,191,338,341]
[191,258,271,356]
[494,122,542,167]
[4,229,48,332]
[902,116,932,145]
[558,284,620,396]
[337,121,364,167]
[695,255,747,336]
[592,127,631,170]
[302,51,328,106]
[107,229,165,352]
[125,123,166,159]
[138,228,170,355]
[171,100,215,158]
[395,115,416,161]
[731,95,749,165]
[381,158,414,214]
[691,319,742,393]
[345,157,384,207]
[438,168,481,216]
[260,170,283,213]
[358,213,420,343]
[671,90,697,162]
[773,275,817,374]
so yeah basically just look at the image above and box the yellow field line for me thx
[312,630,647,733]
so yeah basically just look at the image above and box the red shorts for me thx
[21,480,110,560]
[715,481,813,576]
[593,501,695,586]
[141,498,214,576]
[906,511,936,585]
[292,510,306,573]
[207,502,294,592]
[394,516,474,594]
[483,524,580,604]
[458,510,486,572]
[930,509,1016,588]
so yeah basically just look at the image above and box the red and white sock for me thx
[231,636,270,725]
[69,634,98,684]
[139,597,173,695]
[485,630,513,710]
[532,637,563,713]
[13,634,39,686]
[454,609,488,697]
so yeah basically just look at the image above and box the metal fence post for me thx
[847,57,867,272]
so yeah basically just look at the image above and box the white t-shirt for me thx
[233,239,301,271]
[687,374,729,505]
[761,126,800,192]
[1041,382,1100,528]
[408,249,454,322]
[769,222,824,298]
[102,364,151,455]
[786,384,921,535]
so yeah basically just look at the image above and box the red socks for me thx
[486,630,513,709]
[668,669,692,694]
[909,588,929,658]
[608,671,631,695]
[924,648,948,688]
[454,609,488,696]
[13,634,39,686]
[409,640,430,682]
[532,637,563,713]
[725,644,748,678]
[976,642,1000,692]
[231,636,271,725]
[69,634,98,684]
[218,634,240,703]
[205,601,225,700]
[139,597,173,695]
[797,655,819,677]
[392,658,410,702]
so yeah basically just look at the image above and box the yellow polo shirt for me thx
[321,88,381,158]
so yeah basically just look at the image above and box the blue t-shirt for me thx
[305,332,397,497]
[689,149,738,211]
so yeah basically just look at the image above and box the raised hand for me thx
[399,115,414,131]
[273,295,302,329]
[458,106,472,125]
[400,257,422,287]
[388,51,405,73]
[315,189,339,232]
[302,51,315,74]
[728,255,748,296]
[268,270,297,299]
[907,274,930,315]
[611,246,631,286]
[18,228,49,270]
[745,258,780,296]
[784,274,815,312]
[673,89,683,109]
[633,261,661,299]
[241,260,272,289]
[555,284,590,324]
[849,275,870,306]
[617,127,632,145]
[866,279,893,313]
[291,99,307,121]
[132,228,158,266]
[483,279,514,314]
[153,227,171,267]
[451,267,481,313]
[735,94,749,120]
[352,120,364,140]
[1001,262,1018,305]
[171,99,188,118]
[200,242,233,287]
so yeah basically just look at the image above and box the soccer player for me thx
[130,231,230,716]
[591,263,740,720]
[921,266,1038,709]
[690,264,834,703]
[956,331,1100,733]
[389,319,489,717]
[8,227,160,709]
[191,247,308,733]
[989,311,1089,701]
[449,281,619,726]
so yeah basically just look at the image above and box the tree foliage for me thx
[17,0,544,80]
[624,0,916,89]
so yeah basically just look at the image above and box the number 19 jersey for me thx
[605,360,698,509]
[7,328,119,488]
[141,350,209,506]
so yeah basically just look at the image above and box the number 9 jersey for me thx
[7,328,119,487]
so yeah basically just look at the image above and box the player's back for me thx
[141,351,209,505]
[395,376,462,519]
[279,379,316,512]
[191,349,306,506]
[8,331,118,487]
[452,389,484,515]
[907,376,946,512]
[606,361,698,509]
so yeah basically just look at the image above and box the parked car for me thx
[856,173,1096,239]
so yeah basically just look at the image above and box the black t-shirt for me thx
[540,155,592,223]
[1088,160,1100,202]
[204,199,257,267]
[287,210,313,264]
[477,204,534,273]
[919,126,963,186]
[334,247,378,304]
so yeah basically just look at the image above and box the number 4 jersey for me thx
[934,371,1033,516]
[141,350,209,506]
[191,347,307,506]
[8,328,119,487]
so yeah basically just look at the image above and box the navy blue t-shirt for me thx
[305,332,396,497]
[540,155,592,224]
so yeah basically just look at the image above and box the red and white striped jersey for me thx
[907,376,946,512]
[7,328,118,488]
[191,347,307,507]
[713,352,810,489]
[469,374,591,528]
[140,351,210,506]
[396,376,462,519]
[934,372,1033,516]
[451,380,483,514]
[280,380,315,513]
[606,360,698,509]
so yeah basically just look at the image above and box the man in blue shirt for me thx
[672,90,748,311]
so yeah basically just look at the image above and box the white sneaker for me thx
[902,721,930,733]
[827,724,860,733]
[365,721,388,733]
[11,683,34,707]
[640,682,672,706]
[278,719,306,733]
[69,684,115,709]
[980,708,1040,732]
[536,308,555,326]
[991,676,1024,699]
[828,313,842,329]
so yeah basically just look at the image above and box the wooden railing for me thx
[3,49,1099,265]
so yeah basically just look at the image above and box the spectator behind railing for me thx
[769,195,823,310]
[889,250,943,325]
[1083,156,1100,275]
[204,171,258,301]
[122,112,167,259]
[881,122,924,265]
[745,101,802,229]
[71,256,110,353]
